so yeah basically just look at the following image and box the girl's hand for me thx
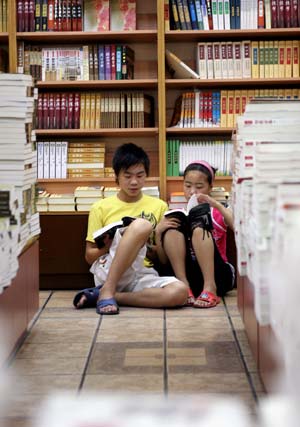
[195,193,219,208]
[155,216,181,240]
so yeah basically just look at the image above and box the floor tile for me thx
[96,329,163,343]
[166,317,231,330]
[168,372,252,393]
[88,342,163,375]
[167,328,235,342]
[82,374,164,393]
[15,342,91,359]
[8,357,87,375]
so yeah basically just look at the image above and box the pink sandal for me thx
[194,291,221,308]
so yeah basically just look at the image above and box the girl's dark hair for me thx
[183,162,217,185]
[112,143,150,177]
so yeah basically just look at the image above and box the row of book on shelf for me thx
[16,0,136,32]
[0,74,40,293]
[168,187,230,210]
[170,88,300,129]
[166,0,300,31]
[0,0,7,32]
[167,40,300,81]
[232,97,300,325]
[36,92,154,129]
[37,141,116,179]
[17,43,135,82]
[166,139,233,176]
[36,185,160,212]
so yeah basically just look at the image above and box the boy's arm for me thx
[85,240,109,265]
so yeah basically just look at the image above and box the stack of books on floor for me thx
[0,74,40,282]
[232,98,300,325]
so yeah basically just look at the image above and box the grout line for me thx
[4,291,54,367]
[77,315,102,393]
[163,309,168,396]
[223,297,258,402]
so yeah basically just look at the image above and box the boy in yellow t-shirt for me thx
[73,143,187,315]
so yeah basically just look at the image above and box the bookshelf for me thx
[3,0,300,294]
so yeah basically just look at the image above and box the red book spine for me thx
[17,0,24,31]
[291,0,298,26]
[42,93,49,129]
[74,93,80,128]
[207,91,212,127]
[28,0,35,31]
[111,44,116,80]
[36,94,43,129]
[66,0,72,30]
[71,0,77,30]
[62,0,67,30]
[60,93,67,128]
[206,0,214,30]
[284,0,292,26]
[24,0,29,31]
[271,0,278,27]
[55,93,61,128]
[68,93,74,128]
[57,0,63,30]
[257,0,265,28]
[54,0,59,30]
[48,93,55,129]
[48,0,55,30]
[76,0,82,31]
[277,0,285,27]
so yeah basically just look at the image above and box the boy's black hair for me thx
[112,143,150,177]
[183,163,217,186]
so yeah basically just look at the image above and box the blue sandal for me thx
[96,297,119,315]
[73,285,102,309]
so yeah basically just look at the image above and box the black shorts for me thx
[157,229,235,298]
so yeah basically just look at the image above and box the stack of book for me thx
[170,88,300,130]
[168,192,186,210]
[103,187,119,198]
[47,194,76,212]
[36,92,154,130]
[232,98,300,325]
[36,190,50,212]
[0,74,40,252]
[166,139,232,177]
[74,186,103,211]
[67,142,106,179]
[167,0,299,30]
[142,186,160,198]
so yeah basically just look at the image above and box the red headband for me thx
[189,160,215,180]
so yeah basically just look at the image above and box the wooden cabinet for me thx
[0,240,39,364]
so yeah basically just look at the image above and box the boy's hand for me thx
[155,216,181,240]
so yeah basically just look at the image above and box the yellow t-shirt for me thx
[86,194,168,247]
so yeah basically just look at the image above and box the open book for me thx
[92,217,136,249]
[165,200,213,232]
[93,221,124,249]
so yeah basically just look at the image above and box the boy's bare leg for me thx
[116,281,188,308]
[191,228,217,307]
[163,229,188,286]
[98,218,153,313]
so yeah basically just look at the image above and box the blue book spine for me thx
[235,0,240,29]
[98,45,105,80]
[188,0,199,28]
[194,0,204,29]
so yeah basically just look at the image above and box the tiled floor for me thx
[2,289,266,427]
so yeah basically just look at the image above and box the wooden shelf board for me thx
[166,28,300,42]
[38,177,159,183]
[167,175,232,181]
[166,78,300,88]
[17,30,157,43]
[166,127,233,134]
[0,33,9,41]
[35,128,159,137]
[36,79,158,89]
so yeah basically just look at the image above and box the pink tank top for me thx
[211,207,227,262]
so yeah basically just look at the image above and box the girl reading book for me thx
[155,160,235,308]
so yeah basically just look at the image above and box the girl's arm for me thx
[195,193,234,230]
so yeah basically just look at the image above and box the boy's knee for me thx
[128,217,152,237]
[167,281,188,306]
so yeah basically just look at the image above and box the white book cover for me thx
[49,141,56,179]
[196,43,207,79]
[61,141,68,179]
[55,141,62,179]
[217,0,224,29]
[43,141,50,179]
[165,50,200,79]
